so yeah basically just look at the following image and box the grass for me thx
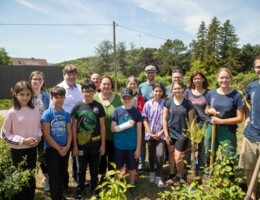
[35,159,171,200]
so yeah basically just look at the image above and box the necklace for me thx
[100,92,111,100]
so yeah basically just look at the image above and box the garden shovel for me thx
[245,153,260,200]
[210,124,216,171]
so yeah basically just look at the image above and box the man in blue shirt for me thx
[239,56,260,200]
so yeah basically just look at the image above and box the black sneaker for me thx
[61,196,67,200]
[172,174,180,183]
[85,180,90,187]
[63,186,72,195]
[75,189,85,200]
[91,190,100,200]
[165,173,177,181]
[75,190,83,200]
[129,185,140,197]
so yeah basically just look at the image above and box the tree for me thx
[124,47,142,77]
[138,48,159,71]
[156,39,187,75]
[0,47,12,65]
[219,20,240,73]
[191,21,207,62]
[95,40,113,73]
[204,17,222,74]
[116,41,128,76]
[239,44,260,72]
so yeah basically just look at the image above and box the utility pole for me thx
[113,21,117,93]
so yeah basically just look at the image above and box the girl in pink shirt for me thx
[1,81,42,200]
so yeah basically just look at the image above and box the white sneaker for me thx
[179,177,187,184]
[155,176,165,188]
[149,172,155,183]
[42,178,50,192]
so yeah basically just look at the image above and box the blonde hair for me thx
[217,68,232,80]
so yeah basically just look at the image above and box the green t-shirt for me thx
[94,93,122,141]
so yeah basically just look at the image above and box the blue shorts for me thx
[114,147,137,170]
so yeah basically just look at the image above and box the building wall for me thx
[0,65,63,99]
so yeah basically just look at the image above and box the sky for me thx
[1,0,260,64]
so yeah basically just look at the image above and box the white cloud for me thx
[15,0,49,14]
[131,0,211,35]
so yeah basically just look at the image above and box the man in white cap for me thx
[138,65,157,102]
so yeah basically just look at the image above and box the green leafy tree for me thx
[156,39,188,75]
[116,41,128,76]
[239,44,260,72]
[95,40,113,73]
[138,48,159,71]
[0,47,12,65]
[124,46,142,77]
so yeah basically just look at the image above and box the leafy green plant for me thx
[159,146,245,200]
[0,99,12,110]
[94,162,133,200]
[0,116,34,200]
[184,119,206,177]
[0,141,34,199]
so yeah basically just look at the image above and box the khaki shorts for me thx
[239,136,260,170]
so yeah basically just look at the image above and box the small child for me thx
[2,81,42,200]
[111,88,142,198]
[71,80,106,199]
[41,86,72,200]
[142,82,165,188]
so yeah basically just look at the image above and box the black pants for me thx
[99,140,114,175]
[38,138,48,174]
[46,147,69,200]
[76,144,100,192]
[11,147,37,200]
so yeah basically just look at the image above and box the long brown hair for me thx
[12,81,34,110]
[187,71,209,89]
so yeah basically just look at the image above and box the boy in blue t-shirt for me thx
[41,86,72,200]
[111,88,142,197]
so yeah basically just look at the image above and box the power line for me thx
[0,22,169,41]
[117,24,168,41]
[0,23,112,26]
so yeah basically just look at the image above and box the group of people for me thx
[1,56,260,200]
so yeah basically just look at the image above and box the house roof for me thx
[12,57,48,66]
